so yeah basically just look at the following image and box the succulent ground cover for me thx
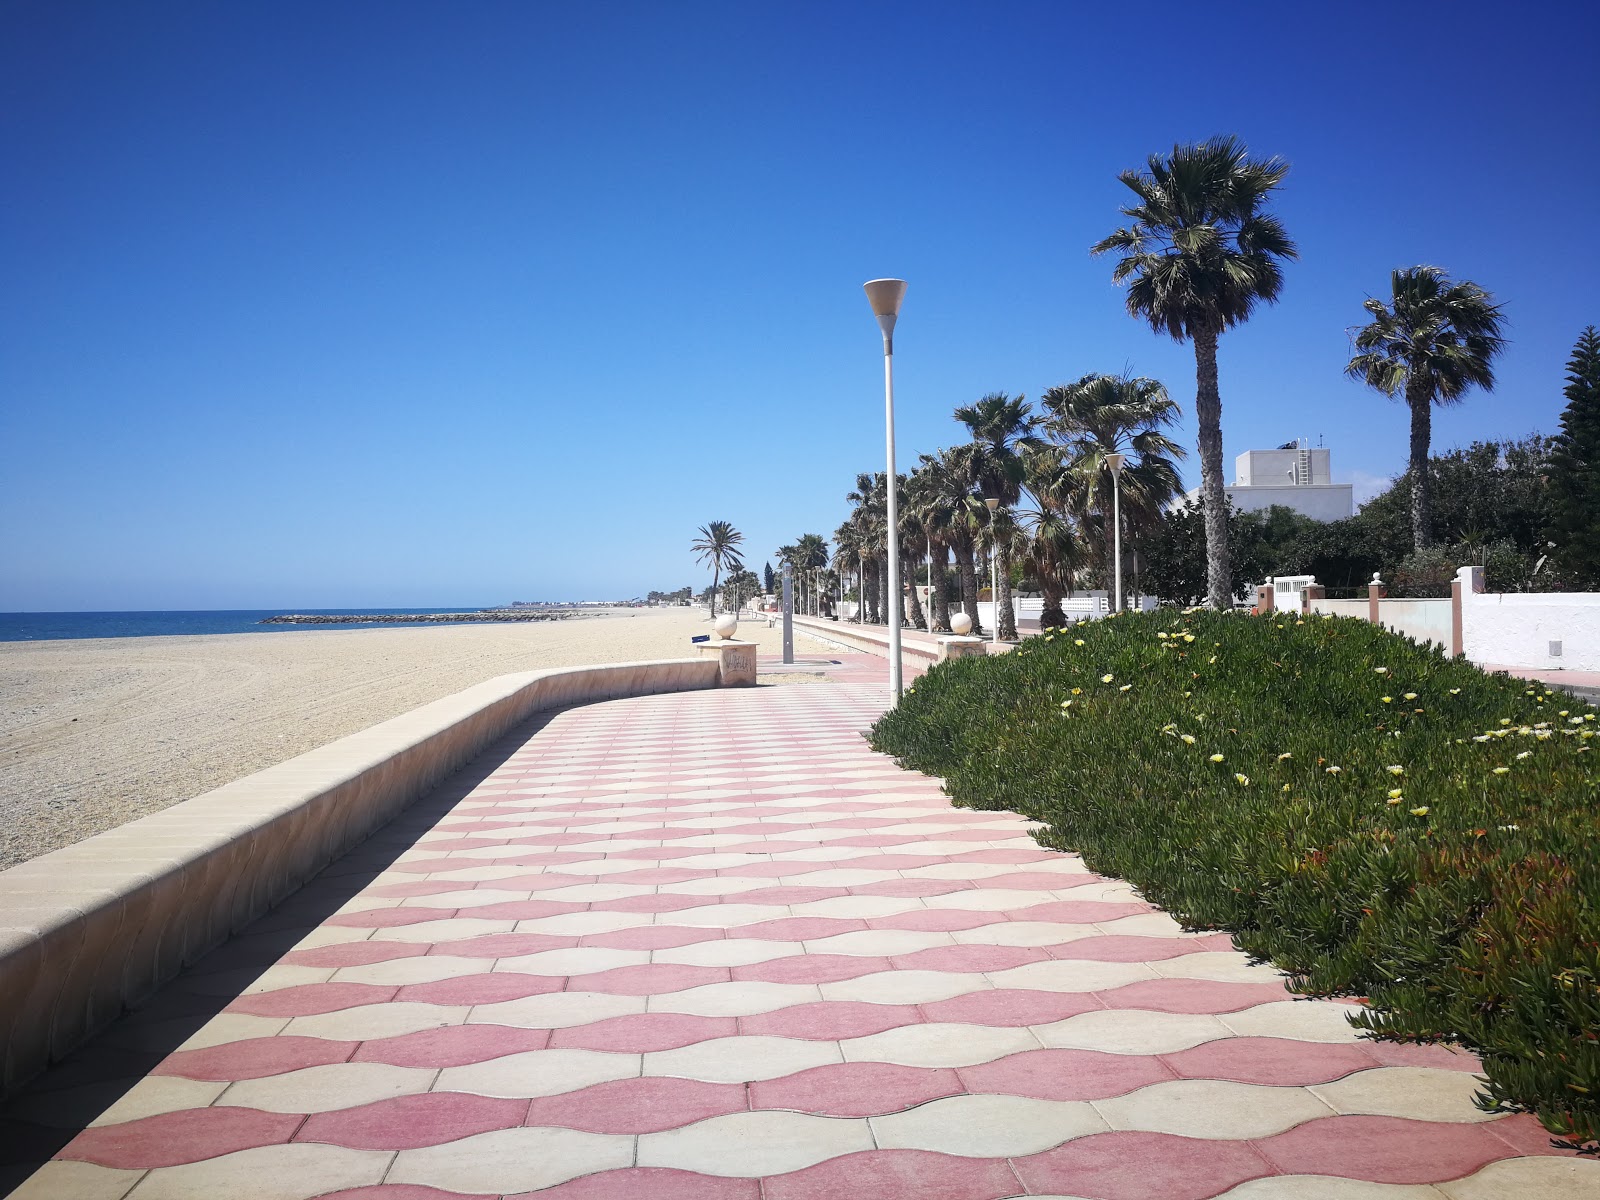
[870,610,1599,1152]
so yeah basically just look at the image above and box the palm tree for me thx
[954,393,1042,639]
[845,472,887,624]
[940,445,987,636]
[833,520,864,621]
[1040,373,1187,592]
[1345,266,1507,550]
[1018,451,1086,630]
[691,521,744,617]
[795,533,829,616]
[1092,136,1297,608]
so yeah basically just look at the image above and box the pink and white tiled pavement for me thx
[8,655,1594,1199]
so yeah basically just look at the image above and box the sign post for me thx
[781,562,794,664]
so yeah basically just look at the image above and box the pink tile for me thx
[580,962,730,995]
[459,899,585,920]
[1258,1115,1522,1183]
[1047,932,1236,961]
[732,953,889,985]
[1013,1130,1270,1200]
[891,944,1045,973]
[958,1047,1174,1101]
[580,925,723,951]
[155,1036,357,1081]
[1011,900,1152,923]
[733,917,867,941]
[366,881,475,898]
[298,1092,527,1150]
[227,982,398,1017]
[750,1062,962,1117]
[868,910,999,933]
[508,1168,758,1199]
[741,1001,922,1040]
[353,1024,550,1067]
[524,1077,746,1134]
[324,906,459,928]
[1096,978,1292,1014]
[724,886,851,905]
[1485,1112,1577,1157]
[921,988,1101,1027]
[1360,1040,1485,1073]
[426,932,580,957]
[316,1186,496,1200]
[764,1149,1022,1200]
[1162,1037,1380,1086]
[396,972,566,1005]
[593,893,715,913]
[60,1106,302,1168]
[281,941,432,968]
[550,1012,739,1052]
[847,878,972,898]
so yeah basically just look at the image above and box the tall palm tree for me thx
[1041,373,1186,591]
[846,472,887,624]
[1345,266,1507,550]
[1092,136,1296,608]
[905,459,952,632]
[940,445,987,636]
[795,533,829,616]
[691,521,744,617]
[833,520,865,622]
[1018,449,1086,630]
[954,393,1042,639]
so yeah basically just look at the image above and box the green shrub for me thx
[871,610,1599,1152]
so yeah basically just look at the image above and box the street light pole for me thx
[984,495,1000,644]
[1107,453,1126,614]
[864,279,907,702]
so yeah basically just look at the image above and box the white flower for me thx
[1386,765,1404,775]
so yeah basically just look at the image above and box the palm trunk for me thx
[1407,383,1433,550]
[857,555,866,623]
[929,539,951,632]
[1039,569,1066,631]
[710,569,720,617]
[905,553,927,630]
[954,540,984,636]
[997,542,1017,640]
[1194,325,1233,608]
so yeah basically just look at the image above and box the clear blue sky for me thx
[4,0,1596,610]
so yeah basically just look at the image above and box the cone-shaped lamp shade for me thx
[863,278,907,343]
[1106,452,1126,476]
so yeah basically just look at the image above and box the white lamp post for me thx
[864,278,907,702]
[984,495,1001,644]
[1107,452,1126,613]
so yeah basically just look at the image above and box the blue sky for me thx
[4,0,1596,610]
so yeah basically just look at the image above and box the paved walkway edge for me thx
[0,658,719,1098]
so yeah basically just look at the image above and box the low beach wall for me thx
[0,657,719,1096]
[789,615,942,663]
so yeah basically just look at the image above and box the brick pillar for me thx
[1368,575,1384,625]
[1255,584,1274,614]
[1302,583,1324,615]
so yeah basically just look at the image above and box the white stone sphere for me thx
[714,613,739,640]
[950,612,973,636]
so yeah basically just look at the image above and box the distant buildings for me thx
[1183,444,1354,522]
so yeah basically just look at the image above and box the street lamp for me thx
[1106,452,1126,614]
[864,278,907,702]
[984,495,1001,645]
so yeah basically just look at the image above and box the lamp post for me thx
[1106,452,1125,614]
[984,495,1001,644]
[864,278,907,702]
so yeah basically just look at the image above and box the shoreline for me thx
[0,610,833,870]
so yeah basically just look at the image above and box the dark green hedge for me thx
[870,610,1599,1152]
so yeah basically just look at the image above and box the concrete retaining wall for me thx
[0,657,719,1096]
[790,616,941,663]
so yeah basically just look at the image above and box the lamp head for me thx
[863,279,907,347]
[1106,452,1126,477]
[984,496,1000,511]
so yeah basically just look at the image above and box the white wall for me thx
[1227,483,1353,521]
[1375,599,1453,652]
[1309,598,1368,620]
[1461,571,1600,671]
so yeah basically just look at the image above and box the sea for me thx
[0,610,496,643]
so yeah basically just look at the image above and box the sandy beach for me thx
[0,608,837,869]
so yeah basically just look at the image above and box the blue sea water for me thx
[0,610,495,642]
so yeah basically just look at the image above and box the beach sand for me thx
[0,608,839,869]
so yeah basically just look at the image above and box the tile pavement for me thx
[3,653,1594,1199]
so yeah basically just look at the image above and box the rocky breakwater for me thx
[260,610,575,625]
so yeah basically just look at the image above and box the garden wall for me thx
[0,657,720,1097]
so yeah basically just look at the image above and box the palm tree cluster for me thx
[835,381,1187,637]
[773,534,831,617]
[689,521,743,617]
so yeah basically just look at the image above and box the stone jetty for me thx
[259,610,573,625]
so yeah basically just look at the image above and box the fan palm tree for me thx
[833,519,865,622]
[1040,373,1187,590]
[905,458,953,632]
[939,445,988,636]
[954,393,1042,639]
[795,533,829,616]
[1345,266,1507,550]
[1018,462,1085,630]
[846,472,887,624]
[1092,136,1296,608]
[691,521,744,617]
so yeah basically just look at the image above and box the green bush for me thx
[871,610,1599,1152]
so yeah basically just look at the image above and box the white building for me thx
[1184,445,1354,522]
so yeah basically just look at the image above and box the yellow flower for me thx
[1119,683,1132,692]
[1387,788,1404,799]
[1180,733,1197,745]
[1381,696,1393,704]
[1277,752,1292,761]
[1157,632,1169,639]
[1074,638,1085,646]
[1101,674,1114,683]
[1209,753,1225,763]
[1403,692,1418,701]
[1060,699,1074,708]
[1492,767,1510,775]
[1386,765,1404,775]
[1281,783,1291,792]
[1583,731,1595,740]
[1208,655,1218,664]
[1559,710,1569,717]
[1387,796,1402,806]
[1569,717,1584,725]
[1071,687,1082,695]
[1449,687,1461,695]
[1409,807,1429,817]
[1183,634,1195,643]
[1500,718,1512,726]
[1234,773,1250,785]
